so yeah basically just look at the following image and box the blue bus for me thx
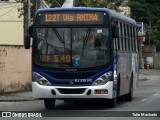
[26,7,139,109]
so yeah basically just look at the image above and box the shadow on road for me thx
[53,97,132,110]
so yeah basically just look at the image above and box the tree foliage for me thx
[45,0,65,7]
[19,0,126,20]
[18,0,160,50]
[129,0,160,50]
[45,0,125,11]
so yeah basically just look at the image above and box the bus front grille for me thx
[54,82,91,86]
[47,72,97,79]
[57,88,86,94]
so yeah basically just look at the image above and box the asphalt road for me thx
[0,69,160,120]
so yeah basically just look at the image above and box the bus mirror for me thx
[29,24,33,38]
[24,35,31,49]
[112,24,119,38]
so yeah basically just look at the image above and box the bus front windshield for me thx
[34,27,110,69]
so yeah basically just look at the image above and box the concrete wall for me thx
[142,45,156,58]
[0,1,23,45]
[0,46,31,93]
[0,21,23,45]
[0,1,29,93]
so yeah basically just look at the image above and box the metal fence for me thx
[153,52,160,69]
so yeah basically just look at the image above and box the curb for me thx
[0,99,35,102]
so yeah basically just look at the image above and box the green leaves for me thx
[129,0,160,50]
[45,0,124,11]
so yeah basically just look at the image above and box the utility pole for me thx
[24,0,27,45]
[24,0,31,45]
[148,17,151,45]
[28,0,31,26]
[35,0,41,11]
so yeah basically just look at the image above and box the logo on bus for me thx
[69,80,74,86]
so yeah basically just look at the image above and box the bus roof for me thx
[37,7,136,25]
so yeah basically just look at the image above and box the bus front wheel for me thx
[109,98,117,108]
[44,98,55,110]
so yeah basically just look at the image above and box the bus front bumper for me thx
[32,81,114,99]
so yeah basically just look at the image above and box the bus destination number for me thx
[45,13,98,23]
[40,54,71,63]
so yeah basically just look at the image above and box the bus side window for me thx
[124,23,127,51]
[112,20,119,51]
[114,21,119,51]
[131,26,135,52]
[130,26,133,51]
[119,22,122,51]
[125,24,129,51]
[128,25,131,51]
[116,21,120,51]
[134,26,138,52]
[118,21,122,51]
[112,21,119,39]
[121,23,125,51]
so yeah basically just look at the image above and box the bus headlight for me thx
[32,72,51,86]
[92,71,112,86]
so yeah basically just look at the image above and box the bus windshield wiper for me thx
[52,28,66,51]
[82,27,92,54]
[52,28,65,44]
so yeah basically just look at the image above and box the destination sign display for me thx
[36,11,107,25]
[40,54,71,63]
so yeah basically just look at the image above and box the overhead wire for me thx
[0,4,21,9]
[0,2,18,18]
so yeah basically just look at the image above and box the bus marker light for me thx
[87,89,91,95]
[51,89,56,95]
[94,89,108,94]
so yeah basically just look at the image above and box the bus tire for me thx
[44,98,55,110]
[109,98,117,108]
[117,75,120,98]
[125,75,133,101]
[108,75,120,108]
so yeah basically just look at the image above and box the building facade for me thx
[0,0,31,93]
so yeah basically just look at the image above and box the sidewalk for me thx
[139,69,160,81]
[0,69,159,102]
[0,91,34,102]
